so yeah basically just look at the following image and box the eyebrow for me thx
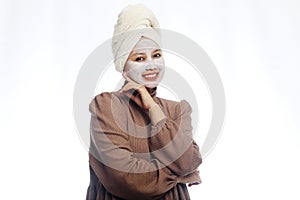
[131,52,145,56]
[131,49,161,56]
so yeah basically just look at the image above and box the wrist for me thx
[148,104,166,125]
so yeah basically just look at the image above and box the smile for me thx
[142,73,159,81]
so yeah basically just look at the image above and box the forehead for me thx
[131,37,160,52]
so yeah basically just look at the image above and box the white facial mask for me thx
[124,37,165,88]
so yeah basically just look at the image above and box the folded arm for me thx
[148,100,202,176]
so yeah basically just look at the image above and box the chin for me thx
[145,83,158,88]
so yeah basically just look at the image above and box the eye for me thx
[135,56,145,62]
[153,53,161,58]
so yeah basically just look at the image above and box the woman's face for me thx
[124,37,165,88]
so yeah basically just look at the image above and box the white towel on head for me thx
[112,4,161,72]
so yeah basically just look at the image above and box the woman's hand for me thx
[120,72,157,110]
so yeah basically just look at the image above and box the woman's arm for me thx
[119,74,202,178]
[88,93,177,200]
[149,100,202,177]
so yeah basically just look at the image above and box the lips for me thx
[142,72,159,81]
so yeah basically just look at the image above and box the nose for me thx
[145,63,157,70]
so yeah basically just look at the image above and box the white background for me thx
[1,0,300,199]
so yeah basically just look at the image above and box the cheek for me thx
[155,59,165,78]
[125,61,143,72]
[153,58,165,68]
[125,62,145,81]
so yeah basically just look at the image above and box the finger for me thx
[120,82,137,92]
[122,72,134,83]
[122,73,144,90]
[130,93,143,107]
[122,72,142,88]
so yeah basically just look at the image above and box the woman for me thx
[86,4,202,200]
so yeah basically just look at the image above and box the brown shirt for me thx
[86,88,202,200]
